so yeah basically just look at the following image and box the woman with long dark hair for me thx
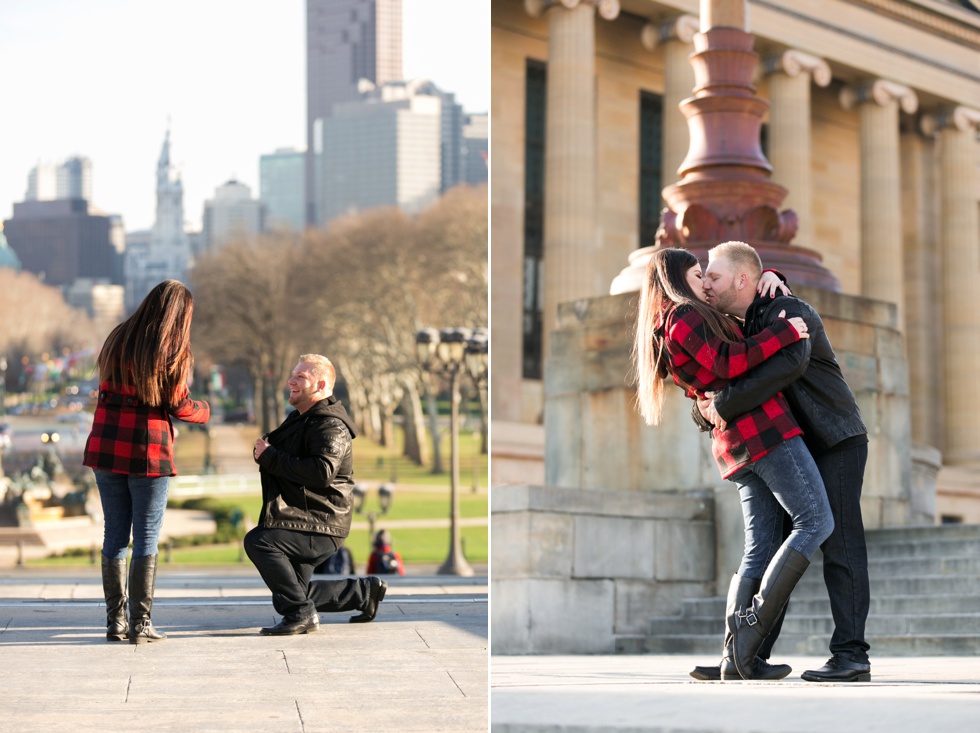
[633,247,834,680]
[84,280,210,643]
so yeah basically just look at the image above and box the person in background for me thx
[84,280,211,644]
[315,544,356,575]
[367,529,406,576]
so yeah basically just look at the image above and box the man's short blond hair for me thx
[299,354,336,391]
[709,241,763,280]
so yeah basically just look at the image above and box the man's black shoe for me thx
[259,613,319,636]
[690,658,791,681]
[801,655,871,682]
[690,664,722,681]
[350,577,387,623]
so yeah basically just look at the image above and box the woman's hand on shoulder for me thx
[779,309,809,339]
[758,270,791,298]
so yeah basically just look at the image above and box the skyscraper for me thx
[305,0,403,226]
[25,156,93,202]
[318,79,441,223]
[461,113,488,186]
[202,180,266,251]
[2,199,122,287]
[260,148,305,231]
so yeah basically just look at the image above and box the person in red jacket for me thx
[84,280,210,644]
[367,530,405,575]
[632,247,833,680]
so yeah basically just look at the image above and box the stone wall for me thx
[490,484,714,654]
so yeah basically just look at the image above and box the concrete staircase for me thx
[631,524,980,656]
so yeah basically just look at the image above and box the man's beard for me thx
[708,286,738,315]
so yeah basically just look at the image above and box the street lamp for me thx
[0,355,7,416]
[416,327,475,577]
[464,329,489,491]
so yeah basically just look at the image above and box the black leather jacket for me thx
[704,294,867,456]
[255,395,358,537]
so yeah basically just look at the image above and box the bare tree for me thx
[409,185,490,461]
[190,233,307,434]
[185,185,488,472]
[0,270,100,390]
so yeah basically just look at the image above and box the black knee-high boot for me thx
[719,574,792,680]
[101,556,128,642]
[730,547,809,680]
[129,554,166,643]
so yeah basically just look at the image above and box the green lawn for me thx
[30,527,487,568]
[198,489,487,528]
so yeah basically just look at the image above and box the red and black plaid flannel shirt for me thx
[664,304,803,479]
[83,381,210,477]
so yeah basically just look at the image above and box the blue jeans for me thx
[95,470,170,560]
[730,436,834,578]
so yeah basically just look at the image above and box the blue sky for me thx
[0,0,489,231]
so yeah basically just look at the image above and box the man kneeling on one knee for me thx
[245,353,386,635]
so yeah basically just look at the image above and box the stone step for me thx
[819,555,980,576]
[865,524,980,543]
[678,591,980,619]
[675,573,980,612]
[635,632,980,657]
[795,574,980,598]
[650,610,980,637]
[860,537,980,559]
[634,525,980,656]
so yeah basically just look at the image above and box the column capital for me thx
[920,105,980,136]
[762,50,831,87]
[525,0,620,21]
[840,79,918,114]
[640,14,699,51]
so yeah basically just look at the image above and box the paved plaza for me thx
[491,653,980,733]
[0,568,488,732]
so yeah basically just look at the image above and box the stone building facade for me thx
[490,0,980,652]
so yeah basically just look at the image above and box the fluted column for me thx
[763,50,831,249]
[840,80,918,328]
[641,15,699,190]
[900,121,940,450]
[526,0,620,354]
[922,106,980,463]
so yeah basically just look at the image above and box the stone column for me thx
[525,0,620,357]
[763,50,830,249]
[922,106,980,464]
[900,121,940,450]
[640,15,699,191]
[840,80,918,328]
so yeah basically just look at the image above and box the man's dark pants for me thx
[244,526,370,620]
[758,442,871,663]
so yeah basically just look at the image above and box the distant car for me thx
[57,412,94,424]
[40,430,61,444]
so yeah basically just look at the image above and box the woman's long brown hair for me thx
[632,248,742,426]
[97,280,195,407]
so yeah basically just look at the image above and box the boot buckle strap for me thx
[739,610,759,626]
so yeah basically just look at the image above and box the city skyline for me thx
[0,0,489,233]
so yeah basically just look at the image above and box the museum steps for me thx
[628,523,980,656]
